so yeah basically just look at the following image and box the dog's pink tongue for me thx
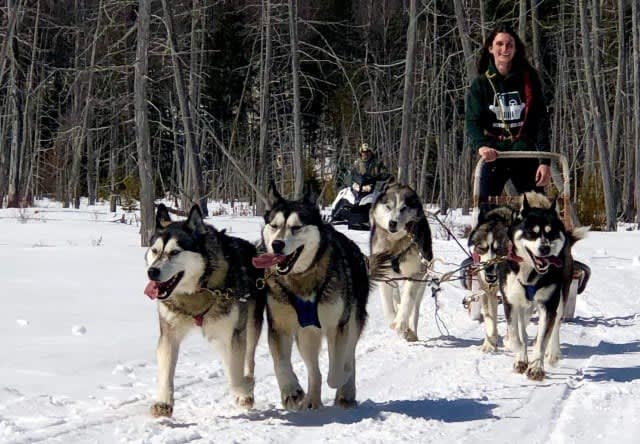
[252,253,286,269]
[144,281,160,299]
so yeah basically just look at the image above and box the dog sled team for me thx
[142,173,590,417]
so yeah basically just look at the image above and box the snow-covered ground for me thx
[1,200,639,443]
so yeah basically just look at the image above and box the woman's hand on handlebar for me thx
[535,164,551,187]
[478,147,498,162]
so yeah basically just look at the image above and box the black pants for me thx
[479,158,544,202]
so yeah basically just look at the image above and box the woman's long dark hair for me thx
[476,23,531,75]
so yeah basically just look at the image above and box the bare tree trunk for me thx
[518,0,527,42]
[135,0,154,246]
[6,0,23,207]
[288,0,303,198]
[578,0,616,231]
[398,0,417,185]
[161,0,205,213]
[633,0,640,224]
[531,0,542,71]
[257,0,272,212]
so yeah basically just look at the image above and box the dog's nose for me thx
[147,267,161,280]
[271,240,285,254]
[539,245,551,256]
[485,264,497,283]
[388,220,398,232]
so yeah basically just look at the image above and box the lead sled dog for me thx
[369,179,433,342]
[467,205,516,352]
[143,204,265,417]
[253,185,387,410]
[499,192,588,380]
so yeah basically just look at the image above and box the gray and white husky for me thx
[369,180,433,342]
[499,192,588,380]
[467,205,517,352]
[144,204,265,417]
[253,185,384,410]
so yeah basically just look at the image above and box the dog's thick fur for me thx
[369,180,433,342]
[255,186,371,410]
[144,204,265,417]
[499,192,588,380]
[468,205,516,352]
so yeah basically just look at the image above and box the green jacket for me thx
[352,155,389,178]
[465,62,550,162]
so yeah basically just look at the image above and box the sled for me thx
[462,151,590,321]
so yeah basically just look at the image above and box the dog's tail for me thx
[569,225,590,246]
[366,252,394,286]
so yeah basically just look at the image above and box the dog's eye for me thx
[290,226,302,234]
[269,223,279,230]
[169,250,180,257]
[151,248,158,254]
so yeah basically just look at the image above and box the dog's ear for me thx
[520,192,531,215]
[186,204,208,235]
[267,180,283,209]
[380,176,395,194]
[303,186,319,207]
[155,204,173,230]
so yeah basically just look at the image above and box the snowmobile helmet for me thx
[360,143,373,154]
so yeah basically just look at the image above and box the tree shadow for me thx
[562,340,640,359]
[566,314,639,328]
[233,397,498,426]
[583,365,640,383]
[418,335,481,349]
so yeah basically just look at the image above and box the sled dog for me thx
[500,192,588,380]
[467,205,517,352]
[253,185,382,410]
[144,204,265,417]
[369,179,433,342]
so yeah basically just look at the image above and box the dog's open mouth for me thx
[525,248,562,274]
[144,271,184,300]
[252,246,304,275]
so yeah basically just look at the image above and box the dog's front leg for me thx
[527,305,557,381]
[151,317,187,417]
[546,293,564,366]
[267,302,304,410]
[506,304,528,374]
[480,286,499,352]
[379,282,398,326]
[295,328,323,409]
[215,327,255,409]
[391,281,425,342]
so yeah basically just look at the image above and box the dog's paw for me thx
[334,395,357,409]
[235,394,254,409]
[526,365,545,381]
[150,402,173,418]
[401,328,419,342]
[480,338,497,353]
[301,394,323,410]
[281,384,305,411]
[545,350,561,366]
[513,361,528,374]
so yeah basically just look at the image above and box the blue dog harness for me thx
[522,283,537,301]
[292,295,321,328]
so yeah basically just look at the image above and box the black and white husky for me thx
[369,180,433,342]
[144,204,265,417]
[467,205,516,352]
[253,185,383,410]
[500,192,588,380]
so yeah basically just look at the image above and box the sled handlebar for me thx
[472,151,573,229]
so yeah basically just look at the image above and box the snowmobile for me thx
[329,173,383,230]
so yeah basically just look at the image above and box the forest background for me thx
[1,0,638,244]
